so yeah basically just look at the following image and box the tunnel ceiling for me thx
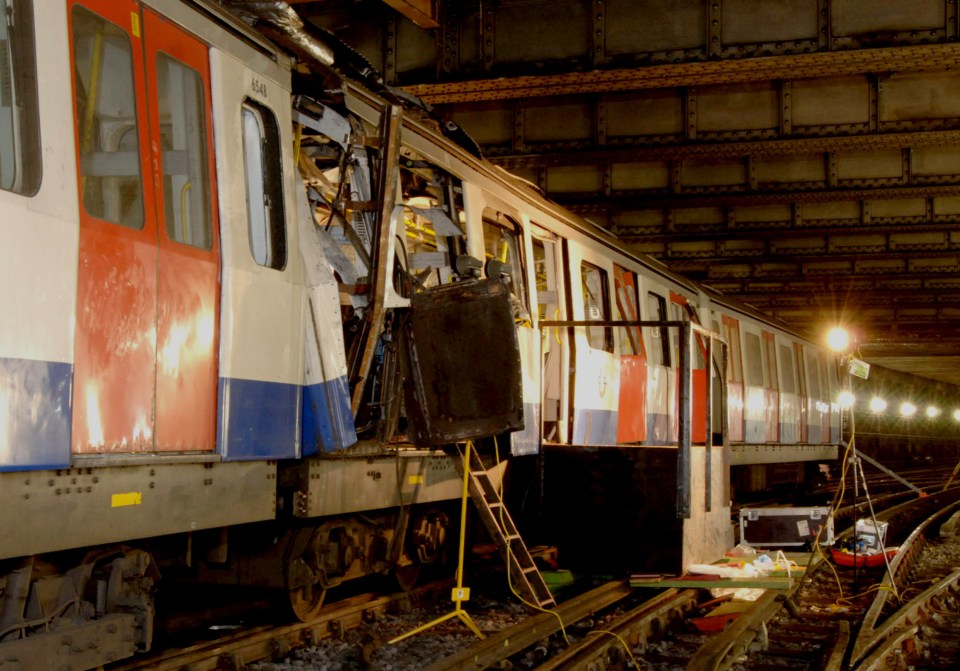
[290,0,960,385]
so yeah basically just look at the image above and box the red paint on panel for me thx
[617,355,647,442]
[70,0,158,453]
[70,2,218,453]
[144,9,219,451]
[692,370,706,443]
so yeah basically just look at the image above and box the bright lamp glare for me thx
[826,327,851,352]
[953,409,960,422]
[926,406,941,419]
[869,397,887,413]
[900,402,917,418]
[838,390,855,410]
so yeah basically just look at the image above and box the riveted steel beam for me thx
[403,44,960,104]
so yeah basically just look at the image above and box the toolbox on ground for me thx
[854,519,888,550]
[740,506,834,547]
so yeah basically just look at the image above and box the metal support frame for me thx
[351,105,403,415]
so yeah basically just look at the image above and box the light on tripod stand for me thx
[838,390,855,410]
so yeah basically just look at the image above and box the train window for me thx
[242,100,286,269]
[157,53,212,249]
[613,266,643,356]
[646,292,670,366]
[581,262,612,351]
[0,0,40,195]
[779,344,796,394]
[482,211,528,311]
[744,332,763,387]
[72,6,143,229]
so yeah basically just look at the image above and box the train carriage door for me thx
[645,291,672,443]
[70,1,158,452]
[741,326,767,443]
[777,339,800,443]
[70,2,219,453]
[722,316,745,442]
[481,210,537,455]
[761,331,779,442]
[804,347,824,443]
[670,293,706,444]
[533,227,567,444]
[615,266,646,443]
[570,248,619,445]
[143,9,219,451]
[794,343,809,443]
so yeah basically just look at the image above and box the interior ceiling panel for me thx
[296,0,960,384]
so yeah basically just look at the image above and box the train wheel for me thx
[288,583,326,622]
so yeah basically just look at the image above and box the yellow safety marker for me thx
[111,492,142,508]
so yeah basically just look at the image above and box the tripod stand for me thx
[388,440,485,644]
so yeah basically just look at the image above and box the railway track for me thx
[107,482,960,671]
[106,582,451,671]
[419,488,960,671]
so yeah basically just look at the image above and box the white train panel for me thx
[0,4,78,470]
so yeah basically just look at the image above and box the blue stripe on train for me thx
[0,357,72,471]
[217,375,357,460]
[301,375,357,455]
[218,377,300,460]
[572,407,618,445]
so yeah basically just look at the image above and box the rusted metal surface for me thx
[404,45,960,104]
[405,279,524,446]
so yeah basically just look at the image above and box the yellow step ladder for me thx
[454,443,557,609]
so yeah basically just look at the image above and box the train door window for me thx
[806,351,822,400]
[779,344,796,394]
[394,149,466,295]
[581,262,612,352]
[532,235,559,321]
[241,100,286,269]
[723,318,743,384]
[72,6,144,228]
[762,332,778,391]
[156,53,212,249]
[0,0,40,195]
[819,353,833,403]
[744,332,763,387]
[646,292,670,366]
[671,300,705,369]
[613,266,643,356]
[482,210,528,312]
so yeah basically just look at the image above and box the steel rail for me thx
[535,589,699,671]
[108,584,448,671]
[854,569,960,671]
[421,579,635,671]
[851,499,960,665]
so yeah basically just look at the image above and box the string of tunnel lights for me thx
[827,326,960,422]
